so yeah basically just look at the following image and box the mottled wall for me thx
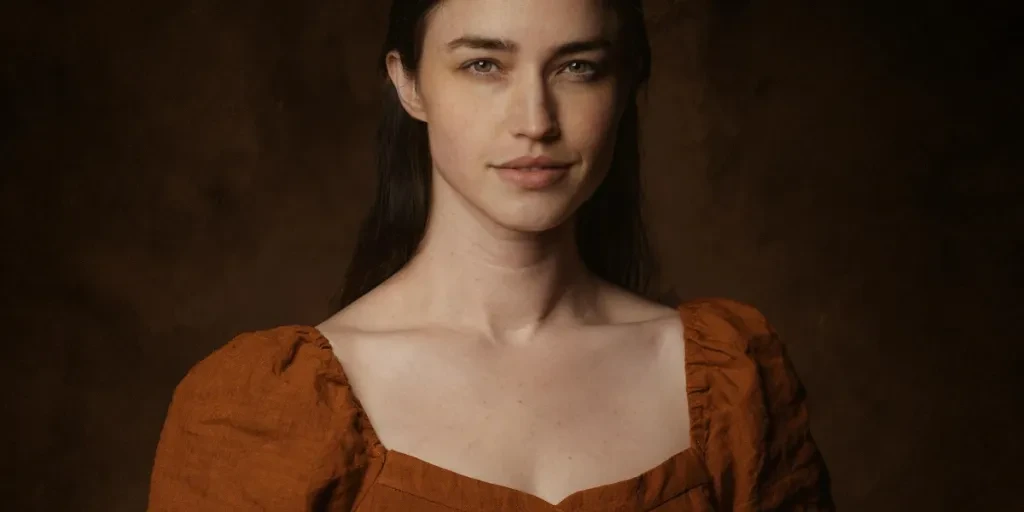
[2,0,1020,510]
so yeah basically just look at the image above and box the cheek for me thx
[560,88,619,149]
[558,87,622,172]
[422,86,492,177]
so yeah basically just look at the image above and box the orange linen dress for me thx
[148,298,834,511]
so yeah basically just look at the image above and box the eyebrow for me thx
[445,35,612,56]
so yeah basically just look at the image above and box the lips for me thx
[490,154,575,189]
[494,166,570,189]
[493,155,573,169]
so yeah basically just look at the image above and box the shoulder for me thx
[677,297,779,356]
[677,298,835,510]
[675,297,790,454]
[678,297,772,333]
[164,324,373,450]
[174,325,340,400]
[150,325,381,510]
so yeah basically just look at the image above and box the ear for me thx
[385,51,428,122]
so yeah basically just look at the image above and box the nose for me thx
[507,74,560,141]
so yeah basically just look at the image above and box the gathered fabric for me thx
[148,298,834,511]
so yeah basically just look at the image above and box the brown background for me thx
[2,0,1021,510]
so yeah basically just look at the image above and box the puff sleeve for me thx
[147,326,381,511]
[681,299,835,511]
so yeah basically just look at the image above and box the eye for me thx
[560,60,606,82]
[463,59,499,74]
[563,60,599,77]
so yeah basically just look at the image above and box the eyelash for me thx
[461,59,602,80]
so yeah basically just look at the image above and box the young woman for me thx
[148,1,834,510]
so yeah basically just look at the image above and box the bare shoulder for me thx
[319,279,400,332]
[314,277,437,375]
[595,281,681,325]
[590,282,685,359]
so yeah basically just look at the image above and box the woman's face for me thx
[389,0,626,233]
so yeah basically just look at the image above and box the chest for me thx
[336,325,692,503]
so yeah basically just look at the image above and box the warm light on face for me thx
[408,0,626,233]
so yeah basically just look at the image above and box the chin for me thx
[484,199,579,234]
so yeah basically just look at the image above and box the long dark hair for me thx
[331,0,675,312]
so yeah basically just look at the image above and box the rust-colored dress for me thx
[148,298,834,511]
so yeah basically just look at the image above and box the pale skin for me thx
[317,0,691,505]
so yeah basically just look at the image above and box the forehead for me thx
[424,0,618,49]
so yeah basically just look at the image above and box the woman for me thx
[148,0,834,510]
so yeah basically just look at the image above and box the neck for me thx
[392,181,603,342]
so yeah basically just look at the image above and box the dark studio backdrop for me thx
[2,0,1020,510]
